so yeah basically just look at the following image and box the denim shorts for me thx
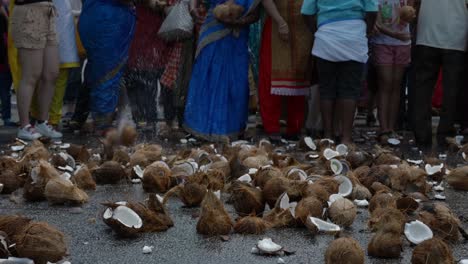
[316,58,365,100]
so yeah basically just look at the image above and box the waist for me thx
[15,0,52,6]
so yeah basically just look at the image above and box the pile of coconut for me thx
[0,215,68,264]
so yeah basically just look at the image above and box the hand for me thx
[278,22,289,41]
[190,8,204,24]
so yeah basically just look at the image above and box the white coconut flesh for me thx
[323,148,340,160]
[404,220,433,244]
[142,245,153,254]
[115,201,128,206]
[320,139,335,144]
[10,145,25,152]
[308,154,319,159]
[188,138,197,142]
[104,206,143,229]
[425,163,444,175]
[455,135,464,146]
[131,179,141,184]
[213,190,221,200]
[459,259,468,264]
[287,168,307,181]
[353,199,369,207]
[60,173,73,184]
[433,183,444,191]
[133,165,144,179]
[304,137,317,150]
[58,165,74,173]
[407,159,423,165]
[462,152,467,161]
[336,144,348,156]
[238,174,252,183]
[0,183,3,193]
[387,138,401,145]
[434,194,446,200]
[0,233,7,249]
[328,194,344,205]
[257,238,282,253]
[156,194,164,203]
[180,139,188,144]
[30,167,40,184]
[390,164,399,169]
[248,168,258,175]
[59,152,76,169]
[0,257,34,264]
[330,159,343,175]
[259,139,271,148]
[334,176,353,197]
[231,140,249,147]
[279,193,291,210]
[309,217,341,232]
[59,143,71,149]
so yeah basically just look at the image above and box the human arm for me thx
[262,0,288,41]
[221,6,260,27]
[302,15,316,33]
[300,0,317,33]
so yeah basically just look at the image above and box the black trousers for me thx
[409,45,466,145]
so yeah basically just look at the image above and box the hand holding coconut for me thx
[213,0,244,24]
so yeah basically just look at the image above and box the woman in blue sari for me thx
[184,0,260,142]
[78,0,136,131]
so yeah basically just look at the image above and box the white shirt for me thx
[312,19,369,63]
[416,0,468,51]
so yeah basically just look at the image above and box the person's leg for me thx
[437,49,465,139]
[0,71,12,123]
[316,58,338,139]
[409,45,441,146]
[376,65,394,133]
[338,99,357,144]
[285,95,305,136]
[36,44,60,122]
[17,49,44,127]
[161,86,176,124]
[388,66,406,132]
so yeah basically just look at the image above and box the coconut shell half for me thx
[230,182,265,216]
[103,204,143,237]
[23,161,60,202]
[446,166,468,191]
[234,216,270,234]
[196,191,233,236]
[44,177,89,205]
[72,165,96,190]
[92,161,127,184]
[325,237,364,264]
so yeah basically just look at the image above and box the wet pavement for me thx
[1,120,468,264]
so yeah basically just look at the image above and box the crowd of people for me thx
[0,0,466,148]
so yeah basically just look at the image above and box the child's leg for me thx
[376,65,393,133]
[389,66,406,132]
[286,96,305,136]
[0,71,12,121]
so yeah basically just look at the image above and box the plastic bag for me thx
[158,0,193,42]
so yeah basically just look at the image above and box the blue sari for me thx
[183,0,258,142]
[78,0,136,115]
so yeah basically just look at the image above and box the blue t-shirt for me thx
[301,0,378,27]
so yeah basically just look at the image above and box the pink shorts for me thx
[372,44,411,66]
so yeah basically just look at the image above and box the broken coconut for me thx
[92,161,127,184]
[294,196,323,225]
[334,175,353,197]
[142,161,173,193]
[368,230,402,258]
[325,237,364,264]
[446,166,468,191]
[256,238,283,255]
[71,165,96,190]
[328,198,357,227]
[163,182,207,207]
[44,177,88,205]
[329,159,343,175]
[196,191,233,236]
[230,182,265,216]
[23,161,60,202]
[323,148,340,160]
[306,217,340,235]
[234,216,270,235]
[103,204,143,237]
[404,220,433,245]
[411,238,454,264]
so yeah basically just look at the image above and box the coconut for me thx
[23,161,60,201]
[325,237,364,264]
[301,183,330,205]
[129,151,151,168]
[234,216,270,234]
[323,148,340,160]
[294,196,323,225]
[72,165,96,190]
[196,191,233,236]
[0,215,32,238]
[411,238,454,264]
[147,193,173,228]
[103,204,143,237]
[400,5,416,23]
[21,141,49,164]
[142,161,173,193]
[253,166,282,189]
[298,136,317,151]
[329,159,343,175]
[171,160,198,178]
[368,230,402,258]
[163,182,207,207]
[242,155,271,169]
[256,238,283,254]
[0,170,22,194]
[314,177,339,195]
[370,181,392,194]
[112,148,130,165]
[368,207,405,233]
[328,198,357,227]
[0,155,22,175]
[346,151,373,169]
[306,217,341,234]
[230,182,265,216]
[334,175,353,197]
[396,197,419,213]
[119,124,137,146]
[351,184,372,200]
[44,177,88,205]
[446,166,468,191]
[92,161,127,184]
[283,167,308,181]
[405,220,433,244]
[418,203,462,242]
[374,152,401,165]
[369,192,396,213]
[191,169,225,191]
[126,201,171,232]
[209,159,231,181]
[66,144,90,163]
[353,166,373,189]
[262,177,290,208]
[263,193,297,228]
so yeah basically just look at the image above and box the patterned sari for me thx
[183,0,260,142]
[78,0,136,115]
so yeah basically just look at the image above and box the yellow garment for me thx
[30,69,69,125]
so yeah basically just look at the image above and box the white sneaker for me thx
[17,125,42,141]
[35,121,63,139]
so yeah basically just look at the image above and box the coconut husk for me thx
[252,166,282,189]
[370,181,392,194]
[408,192,429,202]
[0,155,22,175]
[234,216,270,234]
[346,151,373,169]
[209,160,231,182]
[50,153,67,168]
[374,151,401,166]
[242,155,271,169]
[353,166,373,189]
[301,183,330,205]
[0,230,10,258]
[351,184,372,200]
[119,124,137,146]
[44,177,88,205]
[238,146,267,162]
[66,144,90,163]
[406,166,430,194]
[317,139,334,151]
[0,170,22,194]
[446,166,468,191]
[294,196,323,225]
[127,201,171,232]
[112,148,130,165]
[388,167,410,191]
[272,154,299,169]
[325,237,364,264]
[13,222,67,264]
[368,230,402,258]
[411,238,454,264]
[396,197,419,213]
[418,203,462,242]
[71,165,96,190]
[196,191,233,236]
[282,166,308,181]
[163,182,207,207]
[368,207,405,233]
[263,206,296,228]
[129,151,151,168]
[92,161,127,184]
[314,177,339,195]
[102,204,143,237]
[262,177,294,208]
[230,182,264,216]
[23,161,60,201]
[142,161,173,193]
[21,141,49,164]
[328,198,357,227]
[369,192,396,213]
[147,193,174,228]
[0,215,32,238]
